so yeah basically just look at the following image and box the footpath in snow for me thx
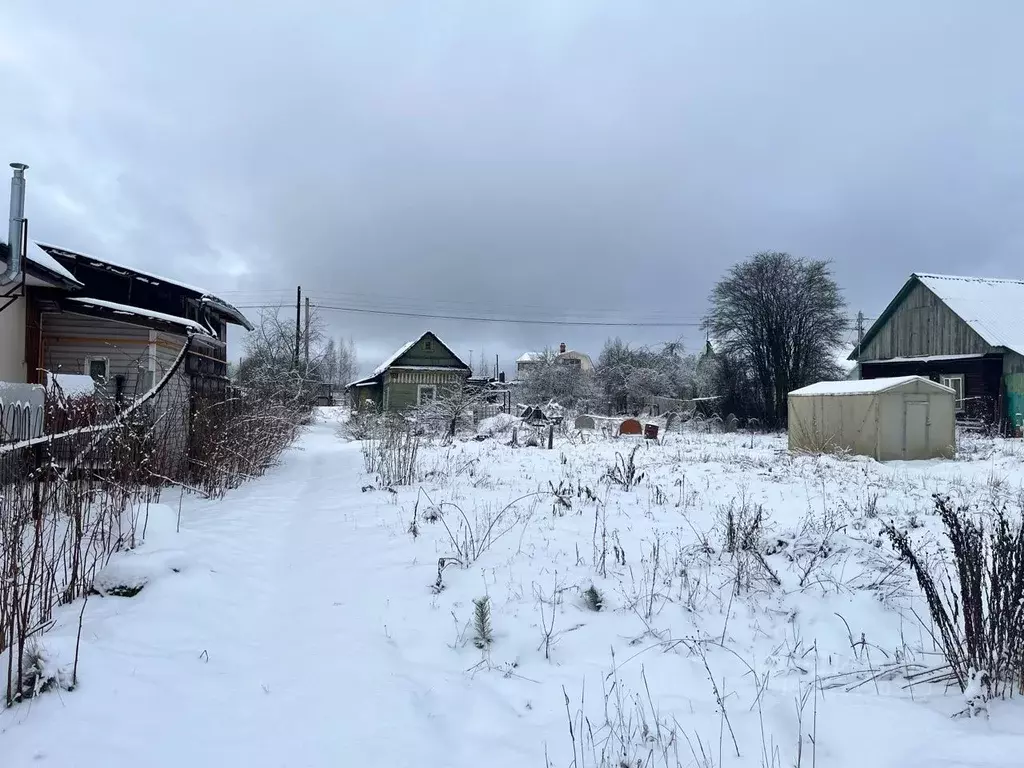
[0,417,514,767]
[2,412,1024,767]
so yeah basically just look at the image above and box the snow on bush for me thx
[476,413,518,437]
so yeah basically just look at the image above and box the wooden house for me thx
[348,331,470,411]
[1,241,83,384]
[34,243,253,400]
[850,273,1024,434]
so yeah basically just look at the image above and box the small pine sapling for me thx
[473,596,494,650]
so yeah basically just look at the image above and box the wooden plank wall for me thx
[860,281,992,360]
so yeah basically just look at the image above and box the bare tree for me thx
[414,383,490,439]
[236,305,333,403]
[703,251,846,427]
[323,338,338,388]
[336,336,358,386]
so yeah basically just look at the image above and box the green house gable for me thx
[349,331,470,412]
[390,332,468,370]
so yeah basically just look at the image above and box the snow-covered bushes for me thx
[885,493,1024,703]
[341,400,380,441]
[362,416,421,486]
[476,412,518,438]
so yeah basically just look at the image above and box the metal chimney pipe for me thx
[1,162,28,285]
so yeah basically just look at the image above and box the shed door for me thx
[904,401,929,459]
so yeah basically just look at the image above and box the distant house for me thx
[516,342,594,378]
[850,272,1024,433]
[348,331,471,411]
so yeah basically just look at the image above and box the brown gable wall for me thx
[860,281,993,361]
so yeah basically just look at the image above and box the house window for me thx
[941,374,965,411]
[86,357,109,382]
[424,339,433,352]
[417,385,436,406]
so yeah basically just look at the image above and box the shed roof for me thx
[854,272,1024,360]
[789,375,952,397]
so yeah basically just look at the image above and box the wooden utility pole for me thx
[304,296,311,369]
[293,285,301,370]
[856,311,865,358]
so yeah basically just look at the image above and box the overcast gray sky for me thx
[2,1,1021,375]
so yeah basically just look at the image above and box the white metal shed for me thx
[788,376,955,460]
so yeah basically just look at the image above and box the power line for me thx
[236,302,704,327]
[233,300,874,330]
[224,289,704,320]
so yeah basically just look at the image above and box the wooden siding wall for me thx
[860,281,993,360]
[860,357,1003,423]
[42,311,152,398]
[384,371,465,410]
[389,370,464,385]
[392,335,466,369]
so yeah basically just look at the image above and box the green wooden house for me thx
[348,331,471,411]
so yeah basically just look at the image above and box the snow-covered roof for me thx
[371,339,418,378]
[517,352,543,363]
[26,242,81,285]
[913,273,1024,357]
[1,241,83,287]
[348,331,468,387]
[37,243,252,330]
[790,375,951,396]
[67,297,212,335]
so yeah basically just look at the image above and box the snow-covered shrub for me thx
[341,400,381,440]
[885,493,1024,700]
[476,413,518,438]
[717,496,780,593]
[582,584,604,611]
[362,416,421,486]
[3,639,73,703]
[603,445,645,491]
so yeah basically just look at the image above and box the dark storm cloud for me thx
[2,1,1022,373]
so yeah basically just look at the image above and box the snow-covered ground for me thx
[2,411,1024,767]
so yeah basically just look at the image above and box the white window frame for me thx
[85,356,110,382]
[417,384,437,406]
[940,374,965,412]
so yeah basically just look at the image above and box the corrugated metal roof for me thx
[915,272,1024,357]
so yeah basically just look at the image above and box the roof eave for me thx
[201,296,254,331]
[59,301,206,337]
